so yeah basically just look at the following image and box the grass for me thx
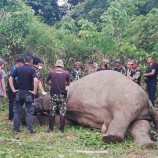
[0,103,158,158]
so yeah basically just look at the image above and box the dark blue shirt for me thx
[146,63,157,80]
[9,65,18,90]
[11,64,36,91]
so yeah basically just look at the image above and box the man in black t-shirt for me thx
[144,57,158,105]
[9,56,38,134]
[45,60,70,132]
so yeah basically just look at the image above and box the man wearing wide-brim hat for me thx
[44,59,70,132]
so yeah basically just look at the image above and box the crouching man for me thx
[44,60,70,132]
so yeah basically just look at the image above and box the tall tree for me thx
[101,1,129,50]
[23,0,61,25]
[67,0,84,6]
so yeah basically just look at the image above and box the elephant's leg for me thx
[129,120,155,148]
[103,113,130,143]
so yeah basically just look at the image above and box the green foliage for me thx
[122,0,158,16]
[101,1,129,50]
[1,0,158,69]
[68,0,109,23]
[126,8,158,52]
[23,0,61,25]
[0,0,57,62]
[0,0,34,57]
[67,0,83,6]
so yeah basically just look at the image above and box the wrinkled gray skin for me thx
[66,70,155,147]
[32,70,155,147]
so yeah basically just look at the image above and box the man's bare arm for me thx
[9,76,17,93]
[39,80,47,95]
[44,78,51,86]
[1,78,7,98]
[33,77,39,95]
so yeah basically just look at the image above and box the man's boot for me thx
[48,115,55,133]
[60,116,65,132]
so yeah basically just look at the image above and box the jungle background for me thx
[0,0,158,157]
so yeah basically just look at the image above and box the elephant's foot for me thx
[103,133,123,143]
[102,114,129,143]
[129,120,156,148]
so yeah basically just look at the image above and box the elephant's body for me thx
[32,70,155,147]
[66,70,154,147]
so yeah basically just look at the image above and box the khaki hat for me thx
[0,58,5,65]
[55,60,64,67]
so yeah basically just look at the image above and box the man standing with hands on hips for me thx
[9,55,38,134]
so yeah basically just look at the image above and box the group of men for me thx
[0,55,70,134]
[0,55,157,134]
[71,57,158,105]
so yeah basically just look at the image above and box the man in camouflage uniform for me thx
[44,60,70,132]
[130,59,141,85]
[70,62,83,81]
[113,59,126,75]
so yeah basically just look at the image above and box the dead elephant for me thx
[32,70,157,147]
[66,70,157,147]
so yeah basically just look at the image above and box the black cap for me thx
[16,56,24,63]
[33,56,41,65]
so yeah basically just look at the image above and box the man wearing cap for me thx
[0,58,7,105]
[6,56,24,120]
[144,56,158,105]
[9,55,38,134]
[113,59,126,75]
[44,60,70,132]
[32,56,47,98]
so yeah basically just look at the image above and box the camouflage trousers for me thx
[50,94,67,116]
